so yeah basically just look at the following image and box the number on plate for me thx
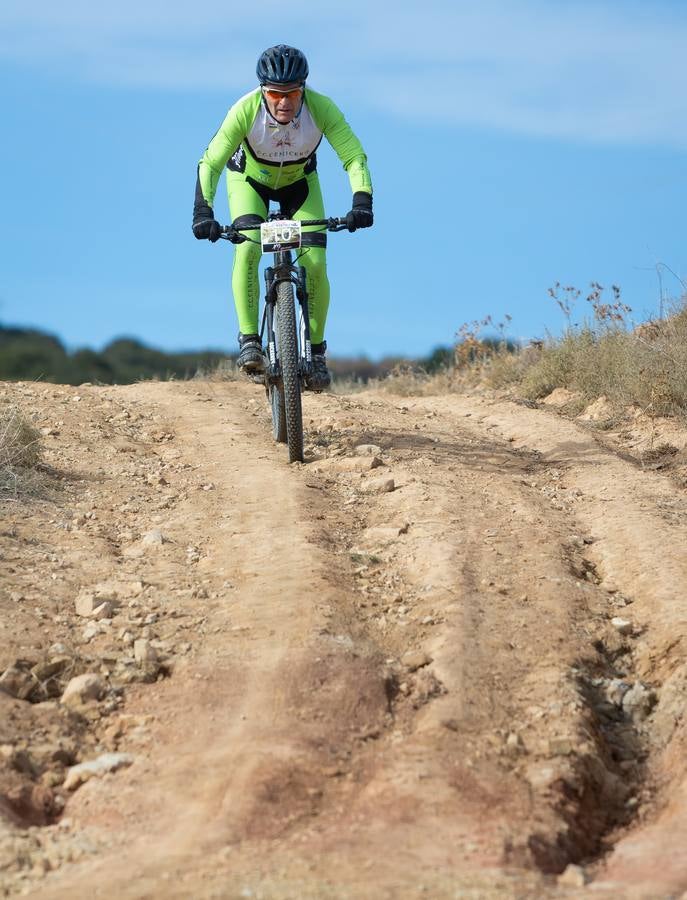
[260,220,302,252]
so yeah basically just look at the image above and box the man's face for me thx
[262,82,304,124]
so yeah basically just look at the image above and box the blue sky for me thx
[1,1,686,359]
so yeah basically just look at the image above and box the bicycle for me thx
[219,214,350,464]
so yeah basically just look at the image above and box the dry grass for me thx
[0,405,42,496]
[367,363,460,397]
[197,289,687,422]
[199,359,241,382]
[329,375,369,395]
[368,338,527,397]
[372,290,687,420]
[519,301,687,417]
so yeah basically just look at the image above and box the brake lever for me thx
[327,218,350,233]
[219,226,250,244]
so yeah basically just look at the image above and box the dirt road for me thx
[1,379,686,898]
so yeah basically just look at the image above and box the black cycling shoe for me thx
[305,341,332,391]
[237,333,265,375]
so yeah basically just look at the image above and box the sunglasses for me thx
[262,87,303,102]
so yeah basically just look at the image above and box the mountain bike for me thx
[219,214,350,464]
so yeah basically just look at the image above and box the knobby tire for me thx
[275,280,304,463]
[269,383,287,443]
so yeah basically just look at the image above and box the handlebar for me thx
[219,216,350,242]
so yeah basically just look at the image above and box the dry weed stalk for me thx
[0,405,42,496]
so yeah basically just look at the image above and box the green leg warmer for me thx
[292,173,330,345]
[227,171,330,344]
[228,176,267,335]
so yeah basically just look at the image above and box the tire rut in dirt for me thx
[275,280,303,463]
[302,399,665,883]
[428,394,687,884]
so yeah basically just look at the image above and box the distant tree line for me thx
[0,325,226,385]
[0,323,453,385]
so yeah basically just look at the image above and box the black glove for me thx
[192,217,221,242]
[345,191,373,232]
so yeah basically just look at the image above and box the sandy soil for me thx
[1,379,686,899]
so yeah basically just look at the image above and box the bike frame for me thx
[221,214,349,390]
[218,213,350,462]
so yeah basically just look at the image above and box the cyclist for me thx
[192,44,373,390]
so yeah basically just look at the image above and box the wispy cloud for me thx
[2,0,686,145]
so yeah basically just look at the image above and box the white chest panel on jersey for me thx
[246,102,323,165]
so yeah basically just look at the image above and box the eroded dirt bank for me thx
[1,380,685,899]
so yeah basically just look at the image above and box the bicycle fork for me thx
[260,256,313,386]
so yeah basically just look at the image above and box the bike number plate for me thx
[260,220,301,252]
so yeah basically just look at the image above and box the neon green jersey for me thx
[196,87,372,207]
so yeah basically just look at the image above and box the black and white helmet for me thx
[256,45,309,85]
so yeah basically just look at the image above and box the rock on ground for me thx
[61,674,106,707]
[64,753,135,791]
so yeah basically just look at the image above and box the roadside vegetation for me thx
[0,324,440,386]
[4,283,687,422]
[375,284,687,420]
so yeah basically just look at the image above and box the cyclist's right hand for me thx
[192,218,222,242]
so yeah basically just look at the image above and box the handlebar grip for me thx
[220,223,262,233]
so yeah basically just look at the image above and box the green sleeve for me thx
[306,89,373,196]
[197,90,262,207]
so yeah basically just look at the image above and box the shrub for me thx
[519,287,687,416]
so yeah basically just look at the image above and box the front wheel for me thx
[275,280,304,463]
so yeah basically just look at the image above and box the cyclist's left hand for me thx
[346,192,373,232]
